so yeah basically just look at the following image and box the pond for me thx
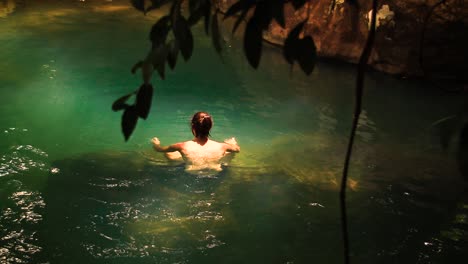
[0,1,467,263]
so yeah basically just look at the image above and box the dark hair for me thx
[191,111,213,139]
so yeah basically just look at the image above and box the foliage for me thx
[113,0,320,141]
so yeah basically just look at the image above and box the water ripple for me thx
[0,144,49,177]
[0,181,44,263]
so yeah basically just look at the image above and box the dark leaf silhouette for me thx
[188,0,199,13]
[283,21,305,64]
[291,0,307,10]
[150,44,168,79]
[150,16,171,49]
[272,0,285,28]
[203,1,211,35]
[155,58,166,79]
[173,16,194,61]
[187,0,204,26]
[131,61,143,74]
[224,1,242,18]
[253,1,273,30]
[232,8,248,35]
[244,17,263,69]
[147,0,171,13]
[187,1,210,33]
[297,36,317,75]
[131,0,145,13]
[136,84,153,119]
[121,105,138,141]
[224,0,248,18]
[283,20,316,74]
[112,93,134,112]
[187,9,203,27]
[167,40,179,69]
[211,12,222,55]
[345,0,359,7]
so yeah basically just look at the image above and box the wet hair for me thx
[191,111,213,139]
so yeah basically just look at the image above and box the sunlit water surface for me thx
[1,1,467,263]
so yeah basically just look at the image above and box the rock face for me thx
[0,0,16,18]
[219,0,467,79]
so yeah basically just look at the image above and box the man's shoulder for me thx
[171,141,187,149]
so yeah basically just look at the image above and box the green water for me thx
[1,1,467,263]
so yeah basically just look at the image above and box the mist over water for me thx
[1,1,467,263]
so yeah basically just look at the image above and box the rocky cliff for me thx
[219,0,467,79]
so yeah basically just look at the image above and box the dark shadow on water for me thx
[29,150,468,264]
[35,151,229,263]
[33,151,345,264]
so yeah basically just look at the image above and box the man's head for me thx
[191,111,213,139]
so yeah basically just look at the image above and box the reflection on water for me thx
[21,148,464,263]
[0,0,467,263]
[0,180,44,263]
[1,128,49,178]
[30,151,344,263]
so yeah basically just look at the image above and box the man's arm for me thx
[152,137,182,153]
[223,137,240,153]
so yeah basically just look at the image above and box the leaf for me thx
[224,1,245,18]
[141,60,153,84]
[189,0,200,13]
[188,0,208,26]
[167,40,179,70]
[283,21,305,64]
[150,16,170,49]
[252,1,272,31]
[283,20,316,75]
[169,0,182,26]
[136,84,153,119]
[187,4,205,26]
[203,1,211,35]
[150,44,168,79]
[243,17,263,69]
[232,8,248,35]
[345,0,359,7]
[211,12,222,55]
[173,16,194,61]
[131,0,146,13]
[112,93,133,112]
[287,21,305,41]
[121,105,138,141]
[291,0,307,10]
[131,61,143,74]
[155,61,165,80]
[146,0,172,13]
[272,0,285,28]
[224,0,255,19]
[296,36,317,75]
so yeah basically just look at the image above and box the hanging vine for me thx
[339,0,378,263]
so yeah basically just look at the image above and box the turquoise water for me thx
[1,1,467,263]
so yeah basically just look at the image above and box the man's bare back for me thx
[151,111,239,172]
[155,138,239,171]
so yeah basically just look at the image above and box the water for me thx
[1,1,467,263]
